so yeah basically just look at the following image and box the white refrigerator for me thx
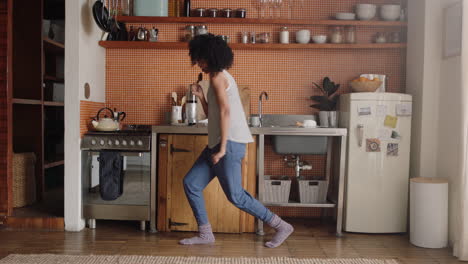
[339,93,412,233]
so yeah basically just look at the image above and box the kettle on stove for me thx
[91,107,126,131]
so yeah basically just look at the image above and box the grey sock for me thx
[265,215,294,248]
[179,224,215,245]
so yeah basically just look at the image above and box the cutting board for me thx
[197,80,250,120]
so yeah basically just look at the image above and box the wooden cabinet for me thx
[157,134,257,233]
[3,0,65,226]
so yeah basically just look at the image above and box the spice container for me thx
[241,32,249,44]
[193,8,206,17]
[258,33,271,43]
[236,8,247,18]
[222,8,233,18]
[345,26,356,44]
[184,25,196,41]
[375,32,387,43]
[250,31,256,43]
[195,25,208,35]
[280,27,289,44]
[208,8,218,18]
[330,26,344,44]
[220,35,230,43]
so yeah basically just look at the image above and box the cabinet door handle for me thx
[357,124,364,147]
[171,144,191,154]
[169,218,189,227]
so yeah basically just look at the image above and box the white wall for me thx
[437,0,463,249]
[407,0,462,247]
[64,0,105,231]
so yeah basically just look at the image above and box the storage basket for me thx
[13,153,36,208]
[264,176,291,203]
[298,180,328,204]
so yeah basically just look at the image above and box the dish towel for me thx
[98,151,124,201]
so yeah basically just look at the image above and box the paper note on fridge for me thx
[384,115,398,128]
[358,106,372,116]
[396,104,412,116]
[377,128,392,140]
[376,105,387,117]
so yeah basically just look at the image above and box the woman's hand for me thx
[190,83,204,100]
[211,150,226,165]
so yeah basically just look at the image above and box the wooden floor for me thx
[0,219,464,264]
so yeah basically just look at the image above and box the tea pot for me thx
[91,107,125,131]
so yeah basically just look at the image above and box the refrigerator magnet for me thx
[387,143,399,156]
[384,115,398,128]
[376,105,387,117]
[366,138,381,152]
[396,104,412,116]
[391,131,401,140]
[358,106,372,116]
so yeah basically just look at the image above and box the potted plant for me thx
[310,77,341,127]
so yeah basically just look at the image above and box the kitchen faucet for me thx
[258,91,269,127]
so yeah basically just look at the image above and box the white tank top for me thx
[207,70,254,148]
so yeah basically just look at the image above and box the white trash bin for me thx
[410,177,448,248]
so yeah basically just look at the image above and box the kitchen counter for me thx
[150,125,347,237]
[152,124,347,136]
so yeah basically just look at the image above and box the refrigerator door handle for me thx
[357,124,364,147]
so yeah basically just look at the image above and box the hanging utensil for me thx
[181,96,187,107]
[171,92,178,106]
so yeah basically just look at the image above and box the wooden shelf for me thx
[12,98,43,105]
[99,41,407,50]
[44,75,64,83]
[43,37,64,54]
[117,16,407,27]
[44,101,64,106]
[44,160,64,169]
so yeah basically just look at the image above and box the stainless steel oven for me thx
[80,125,153,231]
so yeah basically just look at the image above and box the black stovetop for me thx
[85,125,152,136]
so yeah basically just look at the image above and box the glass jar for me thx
[250,31,256,43]
[345,26,356,44]
[184,25,195,42]
[193,8,206,17]
[330,26,344,44]
[241,32,249,44]
[222,8,233,18]
[208,8,218,18]
[236,8,247,18]
[390,32,401,43]
[280,26,289,44]
[375,32,387,43]
[257,32,271,43]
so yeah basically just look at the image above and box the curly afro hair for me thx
[189,33,234,73]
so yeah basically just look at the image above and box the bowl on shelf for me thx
[380,5,401,21]
[312,35,327,44]
[350,78,383,92]
[356,4,377,20]
[295,30,311,44]
[335,12,356,20]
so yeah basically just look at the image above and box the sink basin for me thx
[258,115,328,155]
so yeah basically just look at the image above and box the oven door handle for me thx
[171,145,191,154]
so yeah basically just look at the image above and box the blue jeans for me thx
[183,140,274,226]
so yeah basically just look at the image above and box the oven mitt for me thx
[99,151,124,201]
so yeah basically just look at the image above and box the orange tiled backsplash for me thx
[83,0,406,218]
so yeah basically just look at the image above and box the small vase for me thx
[319,111,329,127]
[329,111,338,128]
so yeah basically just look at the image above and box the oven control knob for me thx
[100,140,105,146]
[130,140,135,146]
[91,139,97,145]
[122,140,127,146]
[137,140,143,146]
[108,140,113,146]
[114,140,120,146]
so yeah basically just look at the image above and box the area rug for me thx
[0,255,400,264]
